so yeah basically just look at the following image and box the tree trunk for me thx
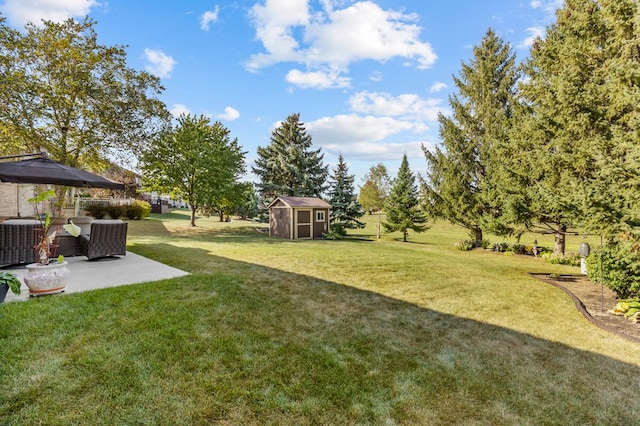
[554,225,566,256]
[219,211,224,222]
[190,206,197,227]
[473,226,483,248]
[377,212,381,239]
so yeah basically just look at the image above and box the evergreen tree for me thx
[421,28,518,247]
[253,113,328,204]
[383,155,428,242]
[497,0,640,254]
[327,154,364,233]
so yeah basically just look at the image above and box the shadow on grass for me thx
[2,242,639,424]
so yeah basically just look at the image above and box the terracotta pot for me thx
[24,261,70,296]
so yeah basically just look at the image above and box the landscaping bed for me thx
[532,273,640,343]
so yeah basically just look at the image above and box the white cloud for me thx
[1,0,98,26]
[348,91,446,122]
[518,26,545,49]
[216,106,240,121]
[246,0,436,89]
[322,140,424,162]
[170,104,191,118]
[369,71,382,82]
[144,48,176,79]
[285,69,350,89]
[307,114,414,145]
[200,5,220,31]
[531,0,563,13]
[430,81,447,93]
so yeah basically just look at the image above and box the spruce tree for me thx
[497,0,640,254]
[253,113,328,204]
[327,154,364,233]
[421,28,518,247]
[383,154,428,242]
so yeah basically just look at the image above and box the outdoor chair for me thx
[0,219,39,266]
[80,220,128,260]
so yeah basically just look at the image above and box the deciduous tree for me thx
[0,16,169,169]
[359,163,391,214]
[141,115,246,227]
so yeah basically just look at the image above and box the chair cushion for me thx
[2,219,40,225]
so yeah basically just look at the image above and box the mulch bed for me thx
[531,273,640,343]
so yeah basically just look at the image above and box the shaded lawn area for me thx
[1,212,638,425]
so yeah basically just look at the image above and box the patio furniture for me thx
[80,220,128,260]
[0,219,39,266]
[57,217,93,257]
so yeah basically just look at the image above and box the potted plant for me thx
[0,271,22,302]
[23,190,81,295]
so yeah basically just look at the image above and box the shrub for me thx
[125,200,151,220]
[586,232,640,298]
[480,239,491,249]
[493,242,509,252]
[84,204,106,219]
[508,243,527,255]
[324,223,347,240]
[542,251,581,267]
[455,240,474,251]
[107,205,124,220]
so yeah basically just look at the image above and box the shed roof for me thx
[269,196,331,209]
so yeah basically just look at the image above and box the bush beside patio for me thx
[0,212,638,424]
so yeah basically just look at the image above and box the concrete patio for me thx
[3,251,189,302]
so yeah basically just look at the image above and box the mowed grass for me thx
[1,211,638,425]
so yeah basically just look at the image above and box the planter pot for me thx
[0,283,8,302]
[24,261,70,296]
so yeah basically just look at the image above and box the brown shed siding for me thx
[270,207,291,239]
[268,197,331,240]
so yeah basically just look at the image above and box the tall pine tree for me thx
[421,28,518,247]
[253,113,328,204]
[496,0,640,254]
[383,154,428,242]
[327,154,364,233]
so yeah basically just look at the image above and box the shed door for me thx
[296,209,311,239]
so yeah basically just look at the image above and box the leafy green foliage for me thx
[141,114,246,226]
[541,252,581,267]
[422,29,519,247]
[252,113,328,205]
[383,155,428,242]
[455,240,475,251]
[125,201,151,220]
[358,163,391,214]
[0,271,21,295]
[587,232,640,298]
[327,154,364,232]
[609,299,640,323]
[0,16,169,168]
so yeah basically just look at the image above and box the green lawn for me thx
[1,211,638,425]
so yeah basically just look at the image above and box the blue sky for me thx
[0,0,562,184]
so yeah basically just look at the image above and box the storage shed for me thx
[268,196,331,239]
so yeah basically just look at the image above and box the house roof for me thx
[269,196,331,209]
